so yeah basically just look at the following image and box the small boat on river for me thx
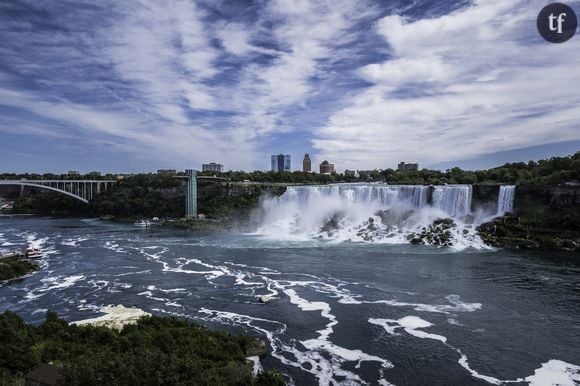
[133,220,151,228]
[24,246,43,259]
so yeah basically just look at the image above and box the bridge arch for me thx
[0,180,116,204]
[0,182,89,203]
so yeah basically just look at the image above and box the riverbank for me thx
[0,308,284,385]
[0,256,39,282]
[71,304,152,329]
[478,215,580,252]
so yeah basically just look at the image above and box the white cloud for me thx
[217,22,253,56]
[313,0,580,170]
[227,0,379,138]
[3,0,577,172]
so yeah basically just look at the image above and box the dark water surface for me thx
[1,216,579,385]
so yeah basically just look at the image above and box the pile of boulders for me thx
[407,218,456,247]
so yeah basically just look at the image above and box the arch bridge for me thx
[0,179,117,204]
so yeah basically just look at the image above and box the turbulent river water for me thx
[1,184,579,385]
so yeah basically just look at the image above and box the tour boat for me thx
[24,246,43,259]
[133,220,151,228]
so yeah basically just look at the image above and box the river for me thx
[0,185,579,385]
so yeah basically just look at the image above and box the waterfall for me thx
[432,185,472,217]
[279,184,430,209]
[497,186,516,215]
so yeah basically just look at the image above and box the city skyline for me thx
[1,1,580,173]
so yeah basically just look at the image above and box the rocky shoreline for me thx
[0,256,39,283]
[71,304,152,329]
[478,216,580,252]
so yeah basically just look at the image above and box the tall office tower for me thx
[303,154,311,172]
[271,154,291,172]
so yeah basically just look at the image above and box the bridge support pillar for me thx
[185,169,197,219]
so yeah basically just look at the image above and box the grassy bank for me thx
[0,311,284,385]
[0,257,38,282]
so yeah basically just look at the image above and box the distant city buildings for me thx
[344,169,357,177]
[357,169,383,180]
[271,154,291,172]
[319,160,335,174]
[67,170,80,176]
[202,163,224,173]
[157,169,177,175]
[303,154,311,173]
[397,162,419,172]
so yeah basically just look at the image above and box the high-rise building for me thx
[303,154,311,172]
[271,154,291,172]
[319,160,335,174]
[397,162,419,172]
[202,162,224,172]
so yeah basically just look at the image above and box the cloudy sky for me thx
[0,0,579,173]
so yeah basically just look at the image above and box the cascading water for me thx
[432,185,472,217]
[497,185,516,215]
[255,183,498,249]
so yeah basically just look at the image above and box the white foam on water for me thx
[24,274,85,300]
[139,247,228,280]
[61,237,89,247]
[370,316,503,384]
[369,316,447,343]
[456,352,503,385]
[164,261,226,279]
[447,318,465,326]
[369,315,580,386]
[522,359,580,386]
[103,241,126,253]
[198,307,392,386]
[88,279,110,292]
[109,269,151,277]
[344,294,481,314]
[137,290,172,304]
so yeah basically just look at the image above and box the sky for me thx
[0,0,579,173]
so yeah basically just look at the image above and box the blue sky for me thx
[0,0,579,173]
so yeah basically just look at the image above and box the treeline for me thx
[9,174,184,218]
[10,176,269,220]
[0,311,284,385]
[88,174,183,218]
[199,151,580,185]
[381,152,580,185]
[0,257,38,282]
[0,172,117,180]
[199,170,348,184]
